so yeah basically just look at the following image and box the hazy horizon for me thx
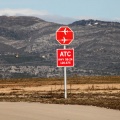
[0,0,120,24]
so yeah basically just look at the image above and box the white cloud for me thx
[0,8,48,16]
[0,8,77,24]
[40,15,78,24]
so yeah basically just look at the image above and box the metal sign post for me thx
[64,66,67,99]
[64,45,67,99]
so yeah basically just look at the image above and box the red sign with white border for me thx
[56,26,74,45]
[57,49,74,67]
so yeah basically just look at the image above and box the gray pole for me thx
[64,45,67,99]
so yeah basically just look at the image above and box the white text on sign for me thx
[60,51,71,57]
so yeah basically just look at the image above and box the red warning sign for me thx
[57,49,74,67]
[56,26,74,45]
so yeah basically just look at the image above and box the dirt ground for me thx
[0,102,120,120]
[0,76,120,110]
[0,83,120,93]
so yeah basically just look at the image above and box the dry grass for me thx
[0,76,120,110]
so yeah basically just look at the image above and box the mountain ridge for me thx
[0,16,120,78]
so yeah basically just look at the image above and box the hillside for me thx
[70,20,120,75]
[0,16,120,78]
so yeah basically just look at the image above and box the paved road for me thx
[0,102,120,120]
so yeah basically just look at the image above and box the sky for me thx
[0,0,120,24]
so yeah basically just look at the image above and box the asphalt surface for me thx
[0,102,120,120]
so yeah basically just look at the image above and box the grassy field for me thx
[0,76,120,110]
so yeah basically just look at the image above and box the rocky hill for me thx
[0,16,120,78]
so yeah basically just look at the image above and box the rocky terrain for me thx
[0,16,120,78]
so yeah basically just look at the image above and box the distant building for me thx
[15,54,19,58]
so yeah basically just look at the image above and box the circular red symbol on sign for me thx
[56,26,74,45]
